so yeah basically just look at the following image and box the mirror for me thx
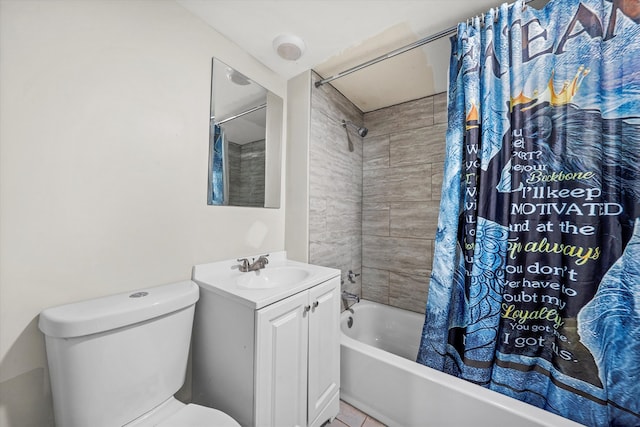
[208,58,283,208]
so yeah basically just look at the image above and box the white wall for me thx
[284,71,311,263]
[0,1,286,426]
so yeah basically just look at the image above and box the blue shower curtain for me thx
[209,123,226,205]
[416,1,640,425]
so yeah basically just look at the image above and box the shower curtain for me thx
[209,123,228,205]
[416,0,640,425]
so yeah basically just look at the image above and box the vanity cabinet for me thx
[191,255,340,427]
[255,278,340,427]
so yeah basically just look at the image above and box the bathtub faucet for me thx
[342,291,360,312]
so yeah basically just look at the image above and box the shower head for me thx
[341,120,368,137]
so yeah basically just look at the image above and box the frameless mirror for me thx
[208,58,283,207]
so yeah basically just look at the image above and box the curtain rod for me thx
[213,103,266,125]
[314,0,535,88]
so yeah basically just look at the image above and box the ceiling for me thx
[178,0,548,112]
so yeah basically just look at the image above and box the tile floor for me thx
[327,400,386,427]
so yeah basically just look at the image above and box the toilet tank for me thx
[39,281,199,427]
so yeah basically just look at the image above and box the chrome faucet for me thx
[347,270,360,283]
[237,254,269,272]
[341,290,360,312]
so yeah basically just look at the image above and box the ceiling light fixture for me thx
[273,34,305,61]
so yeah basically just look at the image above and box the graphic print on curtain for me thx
[209,124,226,205]
[416,1,640,425]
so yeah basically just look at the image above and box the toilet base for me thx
[125,397,239,427]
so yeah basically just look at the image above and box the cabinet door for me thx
[255,291,309,427]
[307,277,340,427]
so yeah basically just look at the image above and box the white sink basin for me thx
[236,267,311,289]
[193,252,341,309]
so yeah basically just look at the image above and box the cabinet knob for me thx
[304,305,311,313]
[312,301,319,308]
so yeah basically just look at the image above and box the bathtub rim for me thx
[340,300,583,427]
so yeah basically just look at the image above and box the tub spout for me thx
[342,291,360,311]
[342,291,360,303]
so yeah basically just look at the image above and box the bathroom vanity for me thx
[191,252,341,427]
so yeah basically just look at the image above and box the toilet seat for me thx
[158,403,240,427]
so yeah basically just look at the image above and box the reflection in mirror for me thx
[208,58,283,208]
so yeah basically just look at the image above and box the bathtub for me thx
[340,300,582,427]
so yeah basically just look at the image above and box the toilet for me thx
[38,281,240,427]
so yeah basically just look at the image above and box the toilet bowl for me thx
[39,281,240,427]
[125,397,239,427]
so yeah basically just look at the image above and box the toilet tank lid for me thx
[38,281,199,338]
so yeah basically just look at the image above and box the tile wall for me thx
[228,139,265,207]
[361,93,448,313]
[227,141,242,204]
[308,72,364,296]
[308,71,448,313]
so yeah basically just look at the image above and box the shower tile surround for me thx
[308,70,446,313]
[363,94,447,313]
[228,139,265,207]
[309,72,363,298]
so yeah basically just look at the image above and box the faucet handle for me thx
[256,254,269,266]
[237,258,250,272]
[347,270,360,283]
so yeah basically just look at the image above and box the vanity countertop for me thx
[192,251,340,309]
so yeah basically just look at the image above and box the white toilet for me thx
[38,280,240,427]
